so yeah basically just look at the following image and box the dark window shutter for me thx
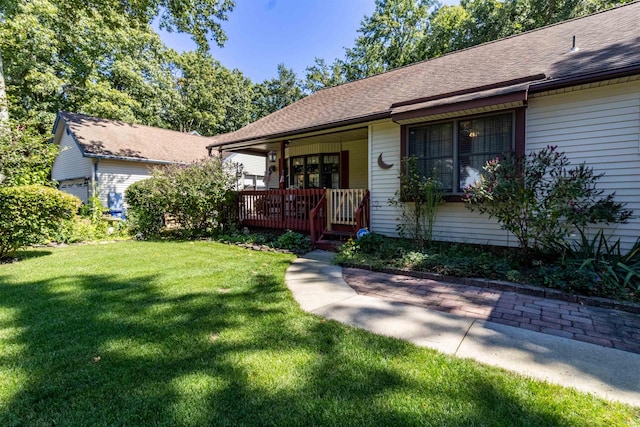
[340,150,349,189]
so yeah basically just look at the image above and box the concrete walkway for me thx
[285,250,640,407]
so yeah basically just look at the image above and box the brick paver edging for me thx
[340,263,640,315]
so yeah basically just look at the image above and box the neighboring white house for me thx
[51,112,265,213]
[207,3,640,251]
[224,152,266,190]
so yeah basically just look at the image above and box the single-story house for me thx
[207,2,640,251]
[51,112,265,212]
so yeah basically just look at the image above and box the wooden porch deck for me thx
[237,189,370,247]
[238,189,325,231]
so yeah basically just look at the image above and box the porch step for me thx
[314,230,354,252]
[320,230,354,240]
[314,239,343,252]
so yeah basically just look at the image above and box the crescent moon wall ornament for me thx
[377,153,393,170]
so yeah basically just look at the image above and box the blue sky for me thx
[158,0,457,83]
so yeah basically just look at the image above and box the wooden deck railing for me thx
[355,190,370,232]
[237,189,326,232]
[309,193,327,244]
[328,189,368,226]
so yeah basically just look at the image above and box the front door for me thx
[289,152,347,189]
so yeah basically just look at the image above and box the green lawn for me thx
[0,241,637,426]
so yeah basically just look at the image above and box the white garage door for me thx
[59,179,89,203]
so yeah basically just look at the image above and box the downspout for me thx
[92,158,100,200]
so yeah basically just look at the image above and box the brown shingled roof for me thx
[58,112,210,163]
[208,2,640,148]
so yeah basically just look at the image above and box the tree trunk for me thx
[0,50,8,127]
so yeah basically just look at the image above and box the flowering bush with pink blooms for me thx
[464,146,632,253]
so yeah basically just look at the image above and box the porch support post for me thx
[279,141,286,190]
[326,189,332,232]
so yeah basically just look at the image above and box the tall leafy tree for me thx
[0,52,7,127]
[342,0,438,81]
[251,64,304,121]
[303,58,346,93]
[0,1,178,130]
[458,0,512,46]
[506,0,630,32]
[426,0,633,57]
[167,51,253,135]
[419,5,471,58]
[0,121,57,187]
[0,0,235,128]
[1,0,234,53]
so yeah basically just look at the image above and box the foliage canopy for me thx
[0,121,57,187]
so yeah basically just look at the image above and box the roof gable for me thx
[54,112,211,164]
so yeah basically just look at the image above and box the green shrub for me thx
[0,185,81,258]
[334,230,639,302]
[354,232,386,254]
[401,251,429,269]
[562,230,640,299]
[50,195,130,244]
[524,265,599,295]
[126,157,237,237]
[125,178,166,236]
[357,233,401,258]
[464,146,632,254]
[401,247,510,279]
[335,233,405,265]
[51,216,130,244]
[389,156,444,248]
[273,231,311,253]
[212,225,282,247]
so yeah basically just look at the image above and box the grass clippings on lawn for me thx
[0,241,637,426]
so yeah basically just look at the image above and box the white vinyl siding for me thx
[287,142,342,157]
[369,121,513,245]
[226,153,266,190]
[527,80,640,252]
[342,139,368,189]
[430,204,512,246]
[227,153,266,178]
[51,127,93,182]
[369,122,402,236]
[96,160,153,207]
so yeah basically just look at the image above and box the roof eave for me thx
[51,112,63,137]
[84,153,190,165]
[207,111,391,150]
[390,74,546,109]
[529,64,640,93]
[391,90,529,123]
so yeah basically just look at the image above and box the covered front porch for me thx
[214,126,371,247]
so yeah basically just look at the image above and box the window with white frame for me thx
[407,112,514,193]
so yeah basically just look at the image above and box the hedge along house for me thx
[51,112,265,214]
[208,3,640,251]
